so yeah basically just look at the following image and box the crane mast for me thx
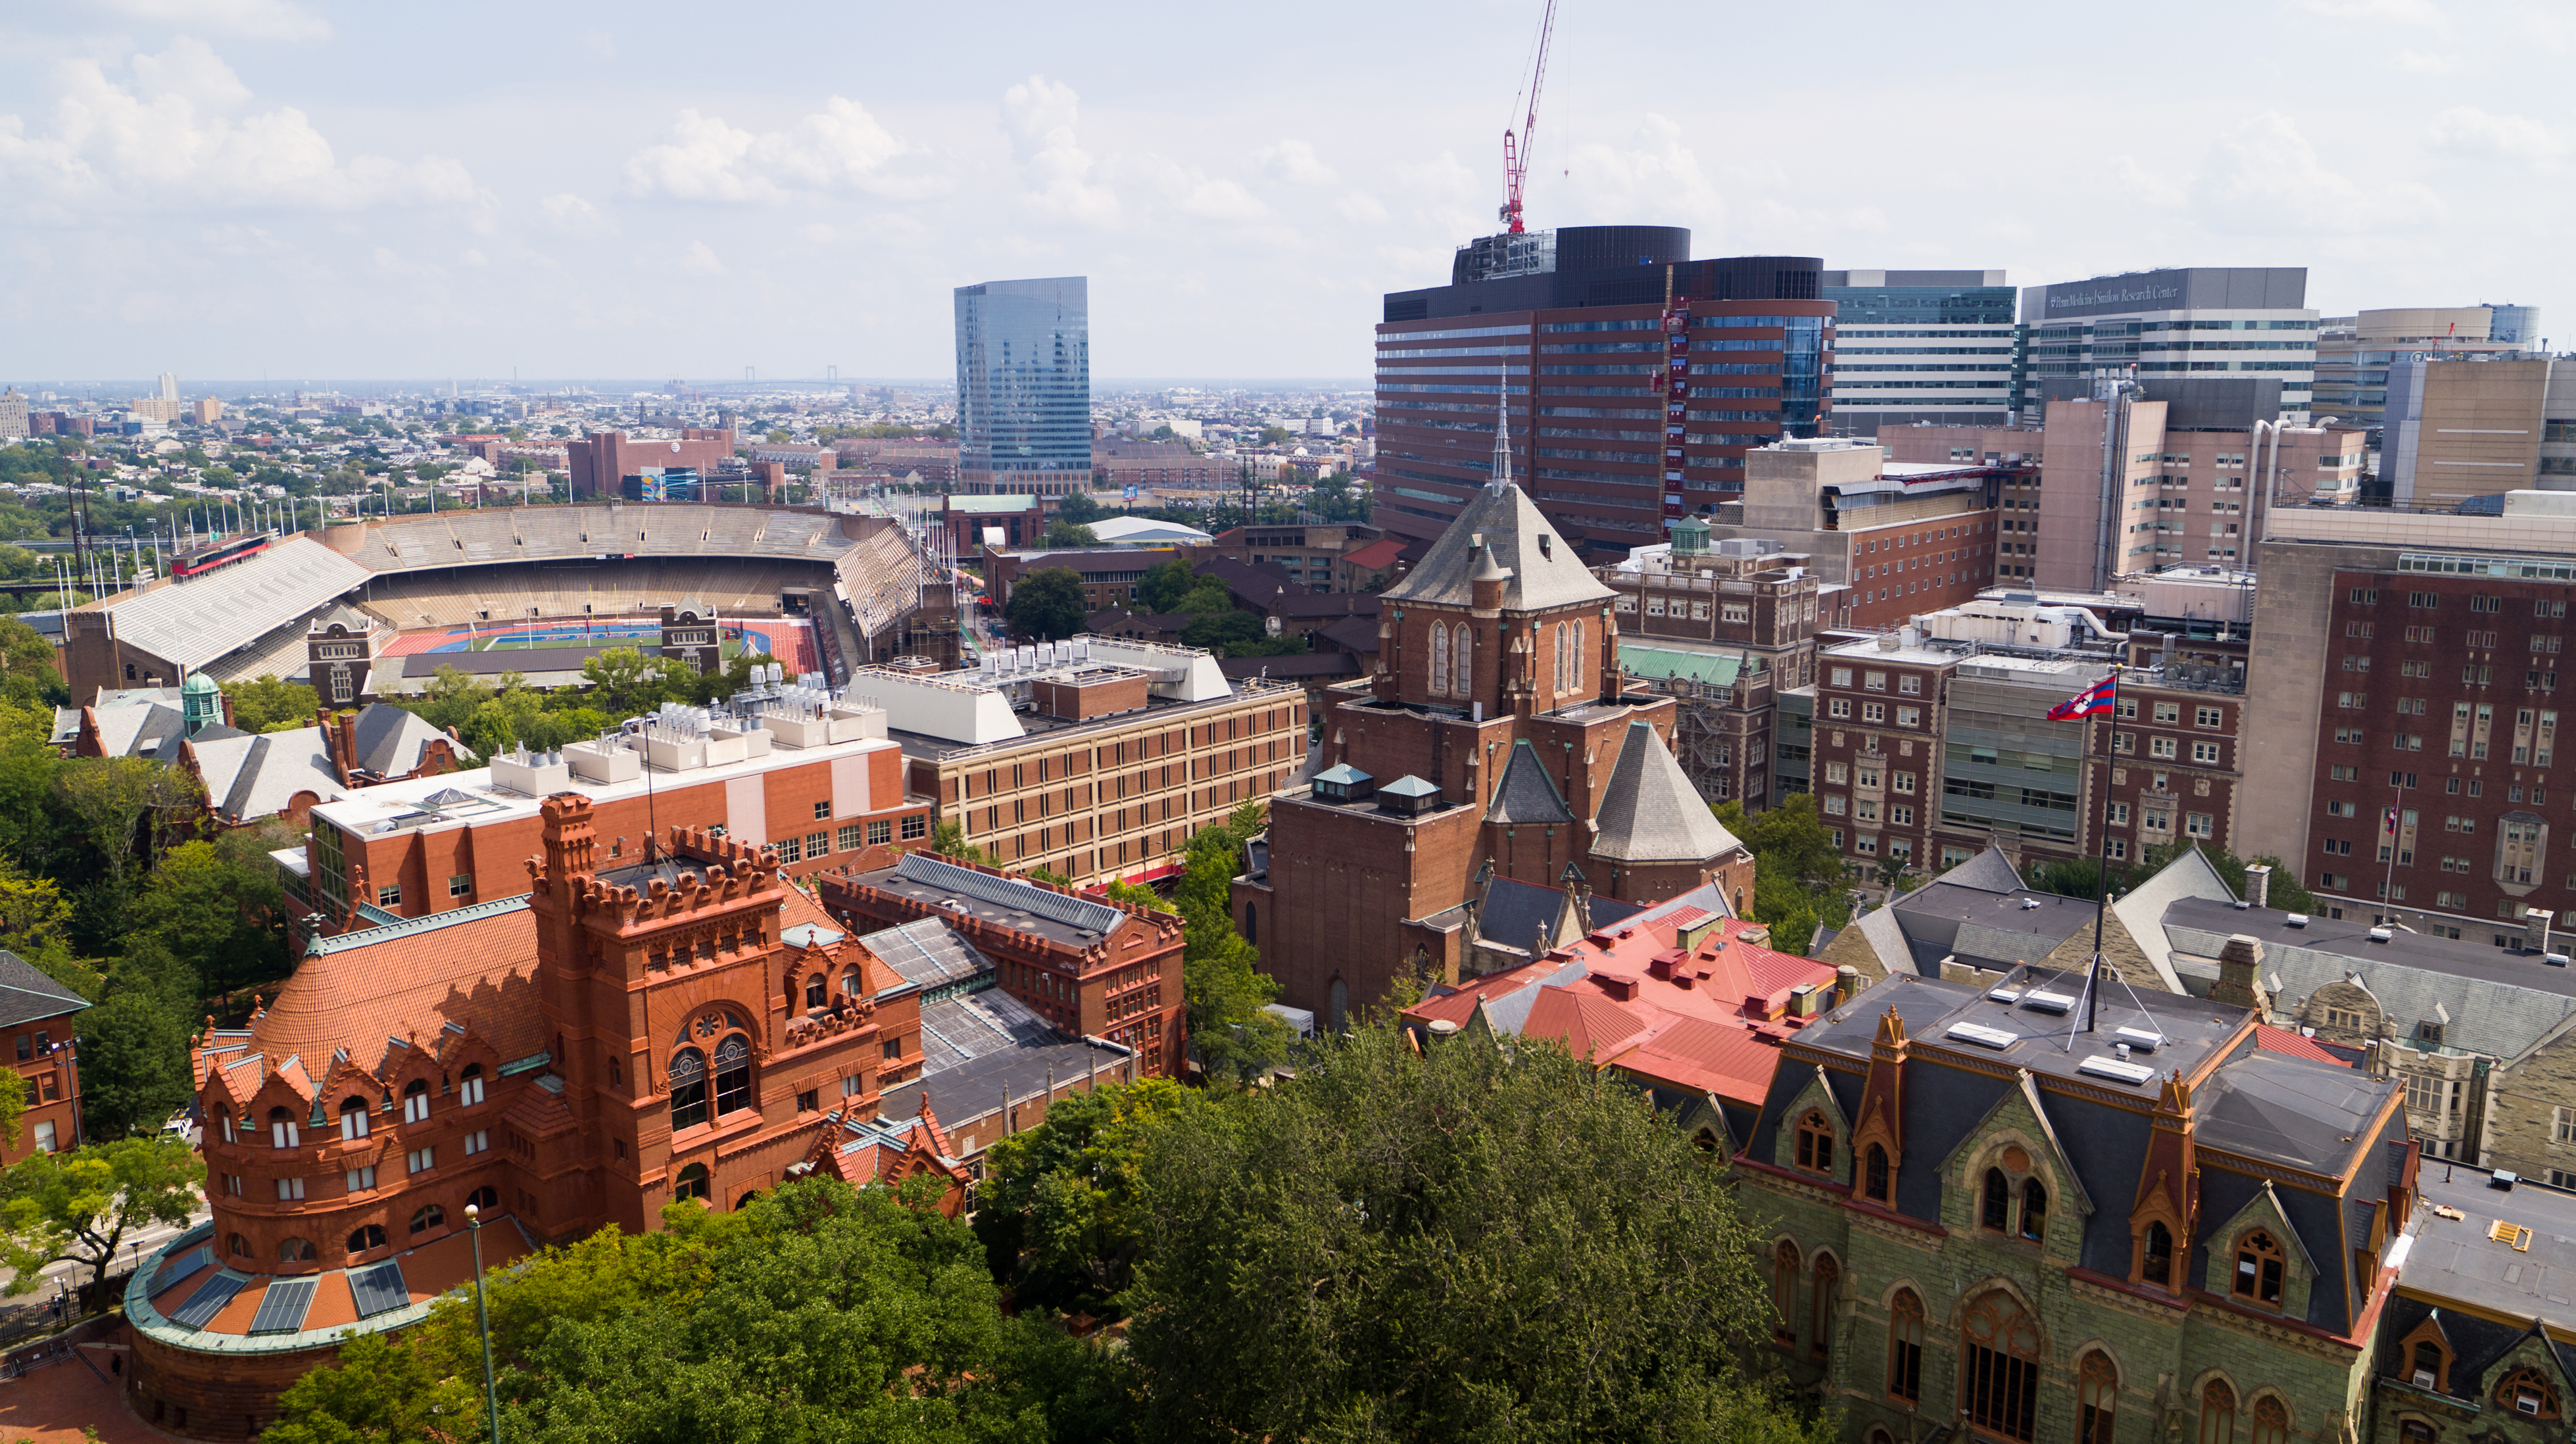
[1499,0,1557,233]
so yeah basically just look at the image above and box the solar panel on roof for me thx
[247,1276,319,1335]
[170,1273,245,1330]
[348,1260,409,1318]
[157,1245,214,1291]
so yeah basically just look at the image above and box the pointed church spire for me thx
[1488,386,1515,494]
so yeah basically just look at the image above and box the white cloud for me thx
[2391,49,2464,74]
[0,39,472,210]
[623,97,913,203]
[2286,0,2444,23]
[2193,110,2442,235]
[538,192,613,237]
[679,240,726,276]
[91,0,331,42]
[2427,106,2569,161]
[1002,74,1119,226]
[1257,139,1338,187]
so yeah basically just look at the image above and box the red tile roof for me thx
[246,899,544,1078]
[2255,1024,2352,1067]
[1344,538,1406,571]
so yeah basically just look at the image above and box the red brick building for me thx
[127,806,967,1439]
[1240,468,1753,1027]
[0,952,85,1163]
[566,428,737,499]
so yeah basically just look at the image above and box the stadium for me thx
[59,500,961,708]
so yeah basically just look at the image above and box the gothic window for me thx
[2498,1368,2562,1419]
[279,1238,316,1263]
[2141,1220,2175,1286]
[2251,1396,2290,1444]
[713,1034,754,1117]
[2200,1380,2237,1444]
[347,1224,387,1254]
[2233,1231,2284,1305]
[1794,1111,1835,1173]
[1864,1143,1889,1201]
[458,1063,485,1107]
[1887,1288,1924,1401]
[1981,1167,2010,1231]
[402,1078,431,1126]
[1430,623,1451,697]
[409,1204,445,1236]
[1453,623,1472,698]
[1771,1240,1799,1341]
[1553,621,1568,694]
[1961,1291,2041,1443]
[1809,1255,1837,1360]
[2020,1179,2047,1242]
[339,1097,371,1141]
[2079,1351,2118,1444]
[669,1047,710,1132]
[675,1162,710,1202]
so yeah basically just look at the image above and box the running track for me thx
[380,617,817,674]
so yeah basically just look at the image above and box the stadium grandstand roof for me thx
[329,505,865,575]
[96,537,372,673]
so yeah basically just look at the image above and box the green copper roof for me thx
[1618,644,1759,686]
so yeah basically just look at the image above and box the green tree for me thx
[0,1137,203,1306]
[222,674,320,733]
[74,992,193,1142]
[577,646,663,718]
[1175,803,1288,1082]
[126,836,287,998]
[930,820,995,867]
[416,662,497,733]
[0,860,97,998]
[1004,567,1089,642]
[1056,491,1104,524]
[1124,1023,1818,1444]
[1715,795,1852,955]
[1045,518,1101,548]
[1257,425,1294,446]
[264,1178,1134,1444]
[1173,576,1232,615]
[1134,560,1196,614]
[977,1077,1201,1311]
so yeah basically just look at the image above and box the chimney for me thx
[2243,863,2272,911]
[2527,907,2554,955]
[2213,934,2270,1013]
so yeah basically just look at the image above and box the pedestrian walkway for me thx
[0,1328,177,1443]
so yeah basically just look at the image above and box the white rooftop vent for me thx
[1987,987,2023,1004]
[1946,1022,2018,1050]
[2022,990,2077,1015]
[2285,913,2310,928]
[2368,927,2394,943]
[2548,953,2571,969]
[2079,1055,2156,1086]
[2114,1026,2165,1052]
[2020,898,2043,911]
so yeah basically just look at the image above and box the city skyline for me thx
[2,0,2571,381]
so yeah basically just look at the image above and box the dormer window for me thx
[1793,1111,1834,1173]
[2141,1220,2175,1286]
[2233,1230,2285,1305]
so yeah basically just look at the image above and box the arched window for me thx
[1770,1241,1799,1341]
[1430,623,1451,696]
[669,1047,710,1132]
[1573,621,1584,690]
[1794,1111,1834,1172]
[2399,1422,2434,1444]
[675,1162,710,1202]
[1886,1288,1924,1401]
[1244,902,1257,947]
[2200,1380,2237,1444]
[339,1097,371,1141]
[713,1035,753,1117]
[2251,1396,2290,1444]
[347,1224,387,1254]
[804,975,826,1010]
[2498,1368,2562,1418]
[1864,1143,1889,1201]
[2233,1231,2284,1305]
[1809,1255,1837,1360]
[2020,1179,2047,1242]
[2141,1220,2175,1286]
[458,1063,485,1108]
[1453,623,1472,698]
[226,1233,250,1258]
[735,1191,761,1211]
[2079,1351,2118,1444]
[842,969,864,998]
[409,1204,445,1236]
[466,1186,498,1213]
[1981,1167,2010,1231]
[1552,622,1568,694]
[279,1238,316,1263]
[1961,1291,2041,1442]
[268,1106,299,1149]
[401,1078,431,1126]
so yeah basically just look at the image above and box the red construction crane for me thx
[1499,0,1557,234]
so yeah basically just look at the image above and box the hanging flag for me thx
[2384,805,2400,835]
[2047,670,2119,721]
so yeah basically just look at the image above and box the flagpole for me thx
[2074,665,2120,1045]
[2381,792,2404,925]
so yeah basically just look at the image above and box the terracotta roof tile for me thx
[250,898,543,1077]
[2255,1024,2352,1067]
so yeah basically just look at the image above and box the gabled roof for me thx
[1486,740,1573,826]
[0,950,89,1028]
[1378,480,1614,613]
[253,896,543,1080]
[1589,721,1739,864]
[350,703,455,775]
[190,727,340,823]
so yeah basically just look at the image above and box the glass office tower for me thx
[1820,270,2016,435]
[955,276,1092,495]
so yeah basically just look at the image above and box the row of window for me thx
[224,1186,498,1266]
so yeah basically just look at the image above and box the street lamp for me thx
[464,1203,500,1443]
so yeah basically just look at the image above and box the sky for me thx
[2,0,2569,387]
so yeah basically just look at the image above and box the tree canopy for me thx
[0,1136,203,1303]
[1044,518,1100,548]
[1714,794,1851,955]
[222,674,321,733]
[1006,568,1090,642]
[1173,802,1289,1084]
[977,1077,1201,1313]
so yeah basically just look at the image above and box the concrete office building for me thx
[1819,269,2015,434]
[956,277,1092,497]
[2547,363,2576,488]
[2381,356,2554,508]
[0,387,26,441]
[1374,226,1833,558]
[1699,438,2002,631]
[2018,268,2320,422]
[2313,306,2535,435]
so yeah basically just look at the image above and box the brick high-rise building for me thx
[566,429,737,499]
[1373,226,1834,560]
[1239,445,1752,1026]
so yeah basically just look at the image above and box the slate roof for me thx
[1475,877,1567,953]
[0,950,89,1028]
[1486,740,1573,826]
[349,704,454,775]
[1315,614,1381,654]
[1378,478,1615,613]
[190,727,339,823]
[1589,720,1739,863]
